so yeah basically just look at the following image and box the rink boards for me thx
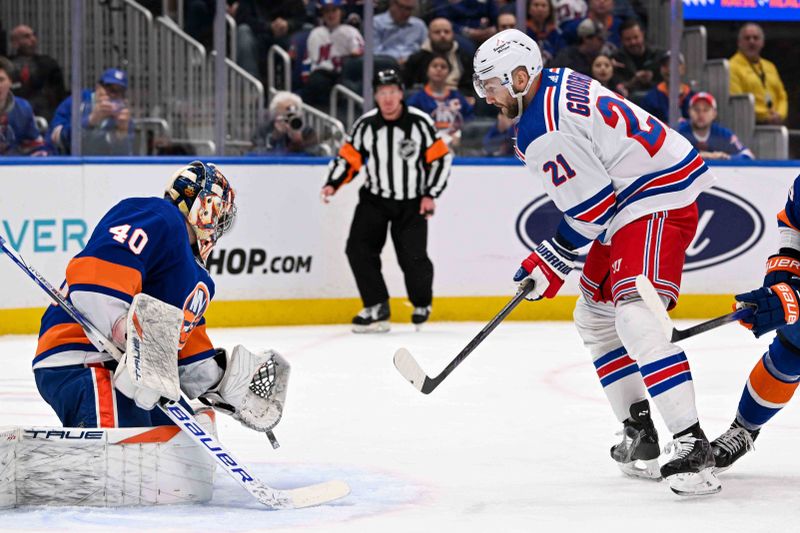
[0,157,796,332]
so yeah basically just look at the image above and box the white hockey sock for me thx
[575,295,646,423]
[616,298,699,434]
[592,346,647,423]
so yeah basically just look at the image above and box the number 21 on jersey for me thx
[543,154,576,186]
[109,224,149,255]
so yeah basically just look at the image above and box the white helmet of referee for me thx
[472,29,543,101]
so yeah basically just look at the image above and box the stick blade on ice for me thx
[393,348,431,393]
[281,480,350,509]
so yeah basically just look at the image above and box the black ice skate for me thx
[411,306,431,330]
[352,301,390,333]
[610,399,662,480]
[660,423,721,496]
[711,421,758,474]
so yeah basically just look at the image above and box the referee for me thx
[321,69,452,333]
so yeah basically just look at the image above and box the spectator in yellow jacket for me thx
[729,23,787,125]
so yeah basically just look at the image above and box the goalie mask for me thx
[165,161,237,263]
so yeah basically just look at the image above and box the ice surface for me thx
[2,321,799,532]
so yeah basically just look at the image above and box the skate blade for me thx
[667,468,721,496]
[712,464,733,475]
[617,459,662,481]
[352,321,390,334]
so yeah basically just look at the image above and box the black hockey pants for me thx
[345,188,433,308]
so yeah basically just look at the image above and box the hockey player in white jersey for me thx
[473,29,719,496]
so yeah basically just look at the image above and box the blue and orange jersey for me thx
[34,197,216,372]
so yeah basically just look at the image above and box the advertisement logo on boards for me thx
[515,187,764,272]
[206,248,313,276]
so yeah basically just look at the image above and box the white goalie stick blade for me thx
[393,348,432,393]
[635,275,674,340]
[279,480,351,509]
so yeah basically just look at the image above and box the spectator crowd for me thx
[0,1,792,158]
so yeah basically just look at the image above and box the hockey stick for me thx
[634,275,752,342]
[0,235,349,509]
[393,279,534,394]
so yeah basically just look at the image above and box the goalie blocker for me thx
[0,410,217,508]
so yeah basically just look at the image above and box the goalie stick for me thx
[635,275,753,342]
[0,235,349,509]
[393,279,534,394]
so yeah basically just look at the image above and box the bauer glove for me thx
[513,238,576,301]
[735,282,800,338]
[763,251,800,287]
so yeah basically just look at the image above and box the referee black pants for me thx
[346,188,433,308]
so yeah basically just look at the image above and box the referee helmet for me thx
[373,68,404,92]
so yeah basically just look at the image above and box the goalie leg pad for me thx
[0,410,217,508]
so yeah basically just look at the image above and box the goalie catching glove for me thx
[200,346,290,432]
[513,237,577,301]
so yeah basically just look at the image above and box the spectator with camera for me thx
[8,24,67,122]
[677,92,753,161]
[0,56,47,156]
[251,91,322,156]
[48,68,134,156]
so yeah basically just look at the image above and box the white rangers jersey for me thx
[305,24,364,74]
[515,68,715,249]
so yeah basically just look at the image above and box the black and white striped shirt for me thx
[325,105,452,200]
